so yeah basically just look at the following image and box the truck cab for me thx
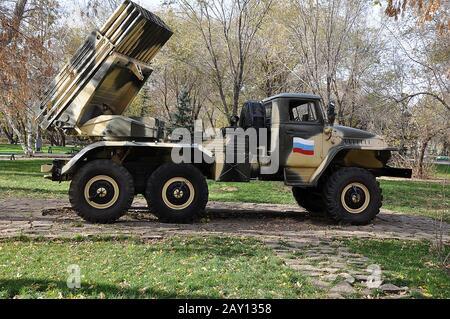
[232,93,410,187]
[265,93,328,184]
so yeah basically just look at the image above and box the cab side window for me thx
[289,101,317,122]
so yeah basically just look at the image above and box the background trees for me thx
[0,0,64,154]
[171,88,194,134]
[285,0,384,127]
[177,0,273,123]
[0,0,448,177]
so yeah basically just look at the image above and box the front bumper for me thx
[41,159,67,181]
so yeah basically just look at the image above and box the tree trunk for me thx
[48,132,56,146]
[35,128,42,152]
[4,112,27,154]
[4,0,28,44]
[205,109,216,131]
[25,117,34,156]
[1,126,16,144]
[417,137,431,178]
[59,130,66,147]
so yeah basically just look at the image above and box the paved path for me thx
[0,197,447,298]
[0,198,447,242]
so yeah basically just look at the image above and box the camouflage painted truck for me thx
[37,0,412,225]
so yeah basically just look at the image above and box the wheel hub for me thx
[173,189,184,199]
[162,177,195,210]
[351,194,360,203]
[166,182,190,205]
[84,175,120,210]
[97,187,107,198]
[351,187,361,203]
[341,182,370,214]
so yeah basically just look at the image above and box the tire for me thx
[145,163,208,223]
[69,160,134,223]
[292,187,325,214]
[323,167,382,225]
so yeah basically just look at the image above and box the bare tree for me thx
[178,0,273,122]
[0,0,63,155]
[287,0,379,126]
[411,98,449,177]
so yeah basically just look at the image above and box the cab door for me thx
[279,99,324,184]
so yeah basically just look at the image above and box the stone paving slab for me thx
[0,198,448,242]
[264,237,423,299]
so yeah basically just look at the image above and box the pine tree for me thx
[140,85,152,117]
[172,88,194,134]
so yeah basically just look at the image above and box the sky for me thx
[60,0,385,28]
[61,0,164,28]
[134,0,162,10]
[60,0,163,11]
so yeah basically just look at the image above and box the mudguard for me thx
[59,141,213,177]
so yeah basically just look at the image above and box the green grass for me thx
[379,180,449,222]
[0,159,55,173]
[346,239,450,298]
[0,143,78,155]
[0,160,68,199]
[435,164,450,179]
[0,160,448,222]
[208,180,294,204]
[0,236,319,299]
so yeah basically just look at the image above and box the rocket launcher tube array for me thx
[36,0,172,131]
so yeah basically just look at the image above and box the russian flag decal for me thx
[293,137,315,155]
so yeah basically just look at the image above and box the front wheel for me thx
[69,160,135,223]
[292,187,325,214]
[145,163,208,223]
[323,167,382,225]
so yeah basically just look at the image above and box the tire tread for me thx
[145,163,208,223]
[69,160,134,224]
[323,167,381,225]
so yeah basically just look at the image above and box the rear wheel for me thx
[292,187,325,214]
[69,160,134,223]
[323,167,382,225]
[145,163,208,223]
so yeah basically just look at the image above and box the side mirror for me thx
[327,102,337,126]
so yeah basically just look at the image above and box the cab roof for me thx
[262,93,322,103]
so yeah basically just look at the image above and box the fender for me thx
[60,140,214,177]
[308,145,397,186]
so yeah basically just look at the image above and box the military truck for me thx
[37,0,412,225]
